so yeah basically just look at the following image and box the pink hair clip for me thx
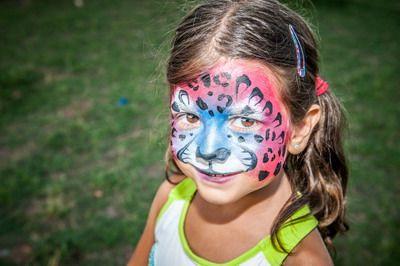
[315,76,329,96]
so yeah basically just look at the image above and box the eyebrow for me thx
[229,105,257,114]
[172,99,265,120]
[171,102,197,113]
[228,105,264,119]
[240,105,255,115]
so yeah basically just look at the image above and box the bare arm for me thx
[127,177,183,266]
[283,228,333,266]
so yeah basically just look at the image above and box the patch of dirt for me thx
[143,164,163,179]
[39,67,71,85]
[0,141,37,167]
[58,99,93,119]
[10,244,32,264]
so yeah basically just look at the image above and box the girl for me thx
[129,0,348,265]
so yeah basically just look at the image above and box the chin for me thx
[195,183,242,205]
[193,172,255,205]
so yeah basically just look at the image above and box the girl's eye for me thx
[175,113,201,130]
[240,118,255,127]
[186,113,199,123]
[230,117,261,132]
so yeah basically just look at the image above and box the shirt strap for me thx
[262,204,319,265]
[156,178,196,223]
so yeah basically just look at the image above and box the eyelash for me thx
[175,113,201,130]
[229,116,262,132]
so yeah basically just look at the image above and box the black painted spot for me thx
[273,162,282,176]
[268,147,273,153]
[222,72,232,79]
[201,73,211,87]
[235,74,251,96]
[227,134,232,138]
[276,131,285,144]
[238,136,245,143]
[208,110,214,117]
[282,145,286,157]
[265,129,270,141]
[272,131,276,141]
[190,133,194,136]
[217,94,233,107]
[271,154,276,161]
[178,134,186,141]
[263,153,269,163]
[254,135,263,143]
[278,147,281,156]
[262,101,273,115]
[207,91,213,96]
[196,97,208,110]
[213,75,221,85]
[171,128,177,137]
[217,106,225,113]
[258,171,270,181]
[178,90,189,105]
[273,112,282,127]
[225,95,233,107]
[241,105,255,115]
[190,85,199,91]
[171,102,180,112]
[213,72,231,87]
[249,87,264,106]
[188,79,199,91]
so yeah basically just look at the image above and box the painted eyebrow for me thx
[227,105,264,120]
[228,105,259,115]
[171,102,197,114]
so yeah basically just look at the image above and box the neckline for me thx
[178,189,271,265]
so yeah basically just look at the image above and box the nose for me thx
[196,146,231,163]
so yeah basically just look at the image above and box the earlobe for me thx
[287,104,321,155]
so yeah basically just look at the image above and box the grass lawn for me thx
[0,0,399,265]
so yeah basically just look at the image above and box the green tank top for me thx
[152,178,318,266]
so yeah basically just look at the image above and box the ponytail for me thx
[306,90,349,244]
[271,88,349,251]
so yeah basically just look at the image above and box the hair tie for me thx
[315,76,329,96]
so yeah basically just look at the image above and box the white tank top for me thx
[149,178,318,266]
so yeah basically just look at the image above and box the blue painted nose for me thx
[196,146,231,163]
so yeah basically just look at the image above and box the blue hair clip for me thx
[289,24,306,78]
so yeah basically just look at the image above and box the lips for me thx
[194,166,242,184]
[199,173,237,184]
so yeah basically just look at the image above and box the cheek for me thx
[248,122,288,182]
[170,120,198,157]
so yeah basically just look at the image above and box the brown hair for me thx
[165,0,348,252]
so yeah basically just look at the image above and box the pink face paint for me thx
[170,60,289,182]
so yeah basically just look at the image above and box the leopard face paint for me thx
[170,61,289,182]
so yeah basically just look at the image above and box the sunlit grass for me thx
[0,0,399,265]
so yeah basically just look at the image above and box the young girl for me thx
[129,0,348,265]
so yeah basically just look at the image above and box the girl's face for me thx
[170,59,290,204]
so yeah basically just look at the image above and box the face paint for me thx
[170,61,289,183]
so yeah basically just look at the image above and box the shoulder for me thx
[127,175,186,265]
[283,228,333,266]
[151,175,186,215]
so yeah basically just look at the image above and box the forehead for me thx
[172,60,282,102]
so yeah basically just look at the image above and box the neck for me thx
[195,172,293,224]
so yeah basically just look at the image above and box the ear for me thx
[287,104,321,155]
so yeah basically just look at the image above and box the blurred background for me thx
[0,0,399,265]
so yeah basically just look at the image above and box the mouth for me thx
[194,166,242,184]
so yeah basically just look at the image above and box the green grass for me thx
[0,0,399,265]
